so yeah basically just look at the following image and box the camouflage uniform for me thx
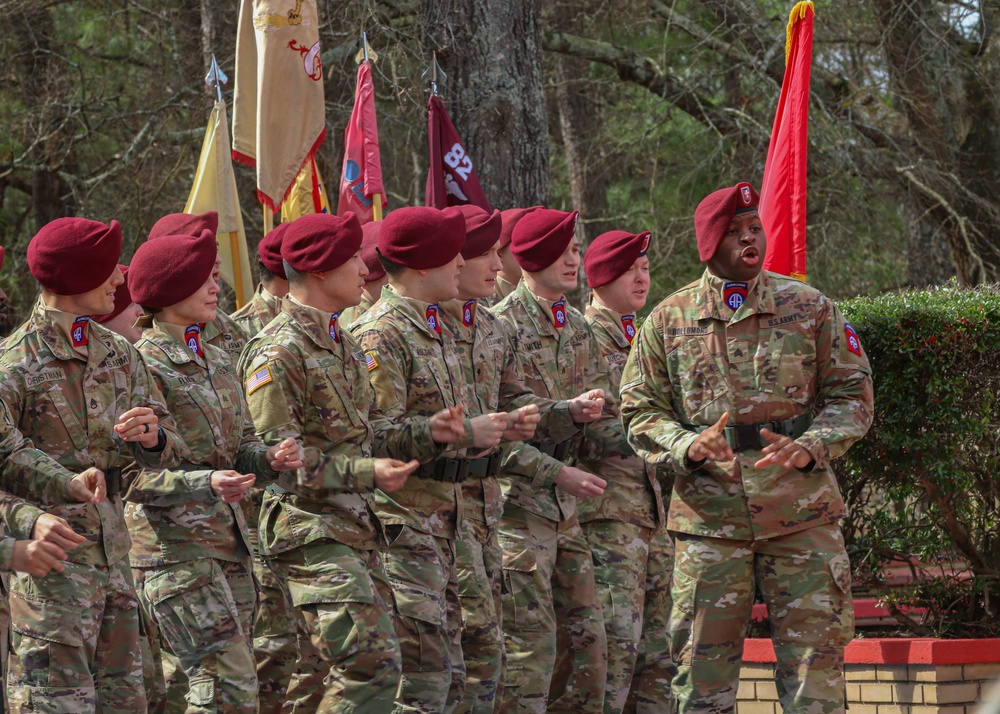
[230,284,297,713]
[0,304,181,712]
[620,270,874,714]
[439,299,579,714]
[339,293,374,330]
[240,296,407,714]
[128,318,272,713]
[353,285,486,713]
[202,310,249,364]
[490,281,613,714]
[481,275,517,310]
[581,299,675,714]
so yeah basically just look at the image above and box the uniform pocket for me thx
[10,593,84,647]
[597,582,639,642]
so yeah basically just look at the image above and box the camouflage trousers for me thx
[582,520,675,714]
[134,557,257,714]
[267,541,401,714]
[670,523,854,714]
[7,558,145,712]
[253,552,298,714]
[455,517,504,714]
[498,504,607,714]
[382,524,465,713]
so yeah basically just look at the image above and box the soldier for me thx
[148,211,250,362]
[93,264,144,344]
[619,183,873,714]
[483,207,537,308]
[125,229,301,713]
[580,230,675,713]
[0,217,184,712]
[441,205,608,714]
[490,208,617,714]
[339,220,386,328]
[240,212,465,713]
[352,205,517,713]
[231,223,289,338]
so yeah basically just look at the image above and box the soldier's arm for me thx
[620,312,700,472]
[795,296,875,470]
[243,345,375,496]
[501,440,565,493]
[0,491,45,541]
[123,349,184,469]
[579,326,632,461]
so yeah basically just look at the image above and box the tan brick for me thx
[893,683,924,704]
[736,701,776,714]
[860,683,896,703]
[963,663,1000,681]
[877,665,911,682]
[911,707,967,714]
[875,705,909,714]
[846,705,879,714]
[848,665,880,682]
[911,665,964,683]
[924,683,979,705]
[737,681,756,700]
[847,683,863,702]
[741,664,775,679]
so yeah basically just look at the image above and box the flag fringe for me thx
[232,150,256,169]
[785,1,814,65]
[255,128,327,212]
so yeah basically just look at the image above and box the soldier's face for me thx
[422,253,465,303]
[595,255,650,314]
[457,241,502,300]
[325,251,367,311]
[498,245,521,283]
[101,302,145,344]
[706,211,766,282]
[166,274,220,325]
[77,265,125,316]
[533,235,581,298]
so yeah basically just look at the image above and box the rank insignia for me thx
[426,304,441,333]
[845,322,862,355]
[246,366,273,395]
[621,315,637,343]
[71,316,91,347]
[723,282,749,311]
[462,300,475,327]
[185,324,203,357]
[329,312,339,342]
[552,300,567,328]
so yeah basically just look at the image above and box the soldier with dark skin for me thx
[620,183,874,714]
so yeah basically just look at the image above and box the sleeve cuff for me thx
[795,434,829,471]
[0,538,15,572]
[670,432,702,475]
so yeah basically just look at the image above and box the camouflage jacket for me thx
[490,281,622,523]
[481,274,518,309]
[125,319,275,567]
[439,299,578,527]
[239,297,404,554]
[0,304,181,566]
[339,292,374,330]
[620,270,874,540]
[352,285,478,538]
[202,310,249,364]
[580,299,666,528]
[231,283,284,338]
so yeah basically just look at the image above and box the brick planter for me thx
[737,638,1000,714]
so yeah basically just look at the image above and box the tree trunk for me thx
[421,0,549,209]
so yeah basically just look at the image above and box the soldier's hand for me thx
[116,407,159,448]
[67,467,106,505]
[12,540,70,577]
[503,405,541,442]
[554,466,607,499]
[686,412,733,464]
[31,514,86,551]
[373,458,419,493]
[568,389,606,424]
[471,413,508,449]
[210,470,256,503]
[267,438,304,472]
[754,429,813,470]
[430,405,466,444]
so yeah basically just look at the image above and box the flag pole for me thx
[228,232,246,306]
[358,30,383,221]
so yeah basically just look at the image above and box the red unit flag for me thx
[338,61,387,223]
[425,94,491,211]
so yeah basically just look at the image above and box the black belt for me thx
[105,468,123,497]
[415,453,502,483]
[685,414,812,452]
[528,440,573,462]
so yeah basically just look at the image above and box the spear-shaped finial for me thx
[204,54,228,102]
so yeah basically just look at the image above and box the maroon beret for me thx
[510,209,579,272]
[499,206,542,249]
[378,206,465,270]
[695,182,759,261]
[584,230,652,288]
[281,213,363,274]
[360,221,385,283]
[28,218,122,295]
[258,224,289,279]
[456,205,502,259]
[94,265,133,324]
[148,211,219,241]
[130,230,218,308]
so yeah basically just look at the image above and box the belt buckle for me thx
[733,424,762,451]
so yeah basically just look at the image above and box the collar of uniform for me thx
[154,319,208,367]
[494,274,518,302]
[585,295,632,350]
[36,303,93,361]
[514,280,564,338]
[286,295,341,351]
[697,269,774,322]
[440,300,477,342]
[259,284,285,314]
[380,284,443,341]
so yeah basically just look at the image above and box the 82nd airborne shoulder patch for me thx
[844,322,862,355]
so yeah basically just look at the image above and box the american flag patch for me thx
[245,366,273,395]
[365,351,379,371]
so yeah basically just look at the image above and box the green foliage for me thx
[837,285,1000,637]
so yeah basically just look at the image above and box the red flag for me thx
[338,61,387,222]
[760,1,814,283]
[425,94,491,211]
